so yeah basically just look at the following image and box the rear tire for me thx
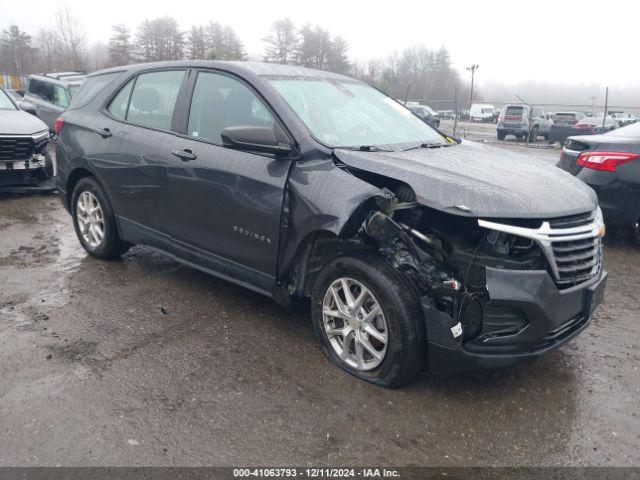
[311,252,425,388]
[529,126,539,143]
[71,177,130,259]
[497,130,506,140]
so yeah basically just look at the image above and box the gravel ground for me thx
[0,141,638,467]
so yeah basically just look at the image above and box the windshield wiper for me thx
[340,145,395,152]
[402,142,448,152]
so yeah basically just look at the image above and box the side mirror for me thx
[221,126,291,156]
[19,101,37,115]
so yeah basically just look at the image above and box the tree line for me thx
[1,8,472,107]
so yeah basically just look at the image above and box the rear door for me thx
[166,69,293,290]
[92,69,187,247]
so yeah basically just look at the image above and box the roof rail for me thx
[42,71,87,80]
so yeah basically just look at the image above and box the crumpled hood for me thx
[0,110,48,135]
[334,140,598,219]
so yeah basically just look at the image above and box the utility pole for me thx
[466,64,479,110]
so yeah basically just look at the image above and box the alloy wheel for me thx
[76,191,105,248]
[322,277,388,371]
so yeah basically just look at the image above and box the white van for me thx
[470,104,495,122]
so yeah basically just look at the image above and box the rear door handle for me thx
[171,149,197,162]
[95,128,112,138]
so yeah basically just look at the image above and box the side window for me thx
[187,71,275,144]
[52,85,70,108]
[108,78,135,120]
[126,70,185,130]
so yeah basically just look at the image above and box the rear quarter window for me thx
[70,72,123,109]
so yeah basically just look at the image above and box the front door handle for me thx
[171,149,197,162]
[95,127,112,138]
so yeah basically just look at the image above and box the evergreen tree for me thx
[0,25,36,74]
[262,18,298,64]
[107,24,132,67]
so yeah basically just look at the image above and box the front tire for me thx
[71,177,130,259]
[311,252,425,387]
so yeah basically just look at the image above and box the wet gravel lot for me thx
[0,143,639,467]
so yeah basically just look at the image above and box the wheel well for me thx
[65,167,94,208]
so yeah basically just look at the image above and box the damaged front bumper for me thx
[424,267,607,376]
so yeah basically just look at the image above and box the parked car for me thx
[496,104,552,142]
[437,110,456,120]
[469,103,495,122]
[609,111,635,127]
[548,111,589,144]
[573,116,619,133]
[55,61,606,387]
[0,87,52,189]
[557,122,640,243]
[22,72,86,132]
[407,104,440,129]
[553,111,586,126]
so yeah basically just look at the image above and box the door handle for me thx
[171,149,197,162]
[95,127,112,138]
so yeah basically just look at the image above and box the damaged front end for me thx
[0,131,54,192]
[360,191,607,376]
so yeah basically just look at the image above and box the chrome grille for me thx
[479,209,603,290]
[0,136,34,161]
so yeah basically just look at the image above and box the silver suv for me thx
[497,104,552,142]
[22,72,85,132]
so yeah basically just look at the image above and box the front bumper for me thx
[0,154,48,188]
[424,268,607,376]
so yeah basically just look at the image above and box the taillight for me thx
[577,151,640,172]
[54,117,65,135]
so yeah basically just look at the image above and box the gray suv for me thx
[497,104,552,142]
[22,72,85,132]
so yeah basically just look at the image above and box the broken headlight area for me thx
[362,196,548,348]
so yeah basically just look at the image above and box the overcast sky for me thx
[2,0,637,87]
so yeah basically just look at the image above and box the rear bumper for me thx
[497,126,528,134]
[577,172,640,229]
[424,268,607,376]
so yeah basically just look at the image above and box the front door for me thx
[166,70,292,290]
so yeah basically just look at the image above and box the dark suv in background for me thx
[55,61,606,387]
[22,72,86,132]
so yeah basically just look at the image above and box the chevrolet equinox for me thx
[56,62,607,387]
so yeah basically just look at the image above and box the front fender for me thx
[277,158,384,277]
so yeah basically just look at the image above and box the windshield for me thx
[269,78,445,148]
[606,121,640,138]
[0,89,17,110]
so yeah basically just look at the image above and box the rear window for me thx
[505,106,523,116]
[554,113,577,122]
[70,72,122,108]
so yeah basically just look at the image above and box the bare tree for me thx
[55,5,86,70]
[36,29,58,72]
[262,18,298,64]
